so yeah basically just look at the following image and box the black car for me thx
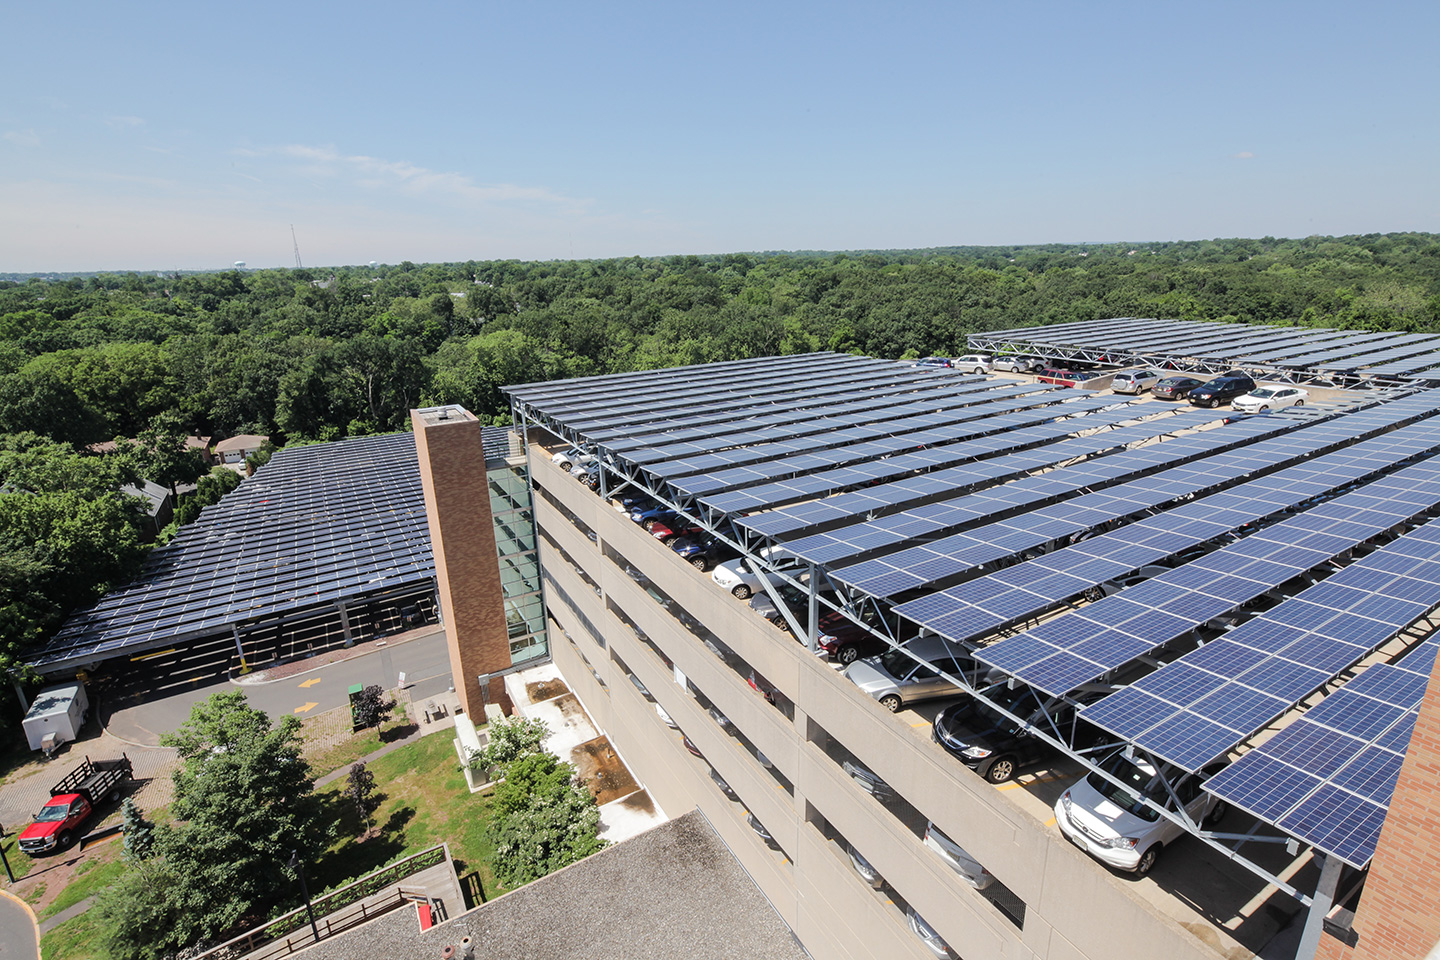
[1152,376,1204,400]
[932,686,1100,783]
[671,535,739,572]
[1189,373,1258,408]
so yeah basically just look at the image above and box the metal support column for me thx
[1296,853,1344,960]
[231,624,248,672]
[807,561,819,654]
[337,601,354,647]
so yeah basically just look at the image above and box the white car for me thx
[906,906,956,959]
[551,447,593,471]
[710,547,798,600]
[1230,386,1309,414]
[992,354,1042,373]
[1110,369,1166,394]
[951,354,993,374]
[1054,750,1226,875]
[923,820,993,890]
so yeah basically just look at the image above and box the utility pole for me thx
[291,226,303,270]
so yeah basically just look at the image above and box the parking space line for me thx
[1043,817,1057,827]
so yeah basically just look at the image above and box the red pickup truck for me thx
[18,755,132,855]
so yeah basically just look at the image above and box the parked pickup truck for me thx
[18,755,132,854]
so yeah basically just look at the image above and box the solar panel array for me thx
[978,318,1440,379]
[670,394,1126,501]
[1083,507,1440,774]
[1203,638,1438,868]
[32,433,434,668]
[751,414,1289,552]
[704,407,1222,516]
[967,432,1440,699]
[892,396,1440,641]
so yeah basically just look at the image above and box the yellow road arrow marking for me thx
[293,702,319,714]
[298,678,322,688]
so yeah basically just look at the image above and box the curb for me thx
[1,887,42,956]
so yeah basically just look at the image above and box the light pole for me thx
[288,850,320,943]
[0,825,14,884]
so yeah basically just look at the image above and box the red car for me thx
[649,518,705,545]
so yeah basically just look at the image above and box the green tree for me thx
[344,761,381,834]
[117,411,208,500]
[486,751,604,887]
[121,798,156,862]
[151,692,334,948]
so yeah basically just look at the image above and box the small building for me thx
[214,434,268,465]
[121,479,174,541]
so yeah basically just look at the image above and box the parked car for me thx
[709,766,739,800]
[630,503,679,529]
[1036,367,1086,387]
[1110,369,1166,394]
[649,517,705,545]
[993,354,1045,373]
[1152,376,1205,400]
[613,492,655,513]
[815,609,888,664]
[749,581,836,631]
[551,447,594,471]
[745,811,778,848]
[906,905,956,959]
[1231,385,1309,414]
[923,820,994,890]
[932,685,1101,783]
[951,354,993,374]
[18,755,133,854]
[912,356,952,369]
[672,535,739,572]
[712,549,800,599]
[843,758,894,801]
[1188,373,1258,408]
[843,635,975,711]
[1054,749,1227,875]
[847,844,885,889]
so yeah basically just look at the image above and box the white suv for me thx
[1054,750,1226,875]
[951,354,992,374]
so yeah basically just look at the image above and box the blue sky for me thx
[2,0,1437,271]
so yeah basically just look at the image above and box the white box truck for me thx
[22,683,90,752]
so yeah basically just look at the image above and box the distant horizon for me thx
[5,230,1437,279]
[4,1,1435,274]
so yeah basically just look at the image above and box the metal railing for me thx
[191,843,450,959]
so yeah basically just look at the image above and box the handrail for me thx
[190,843,450,959]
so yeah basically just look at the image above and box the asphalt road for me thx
[105,631,454,745]
[0,891,39,960]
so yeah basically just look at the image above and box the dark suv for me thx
[932,685,1101,783]
[1188,373,1257,408]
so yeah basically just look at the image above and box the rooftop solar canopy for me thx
[1083,508,1440,774]
[507,353,1440,880]
[30,432,434,670]
[1203,637,1438,869]
[974,318,1439,383]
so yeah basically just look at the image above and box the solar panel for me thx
[31,433,438,667]
[1202,636,1437,868]
[897,401,1440,646]
[1083,512,1440,773]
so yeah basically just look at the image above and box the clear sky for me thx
[2,0,1437,272]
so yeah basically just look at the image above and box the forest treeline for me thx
[1,233,1439,690]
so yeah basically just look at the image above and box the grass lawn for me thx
[312,729,502,901]
[41,855,126,919]
[301,707,418,781]
[40,911,105,960]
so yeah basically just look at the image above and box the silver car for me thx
[1110,369,1166,394]
[843,635,973,712]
